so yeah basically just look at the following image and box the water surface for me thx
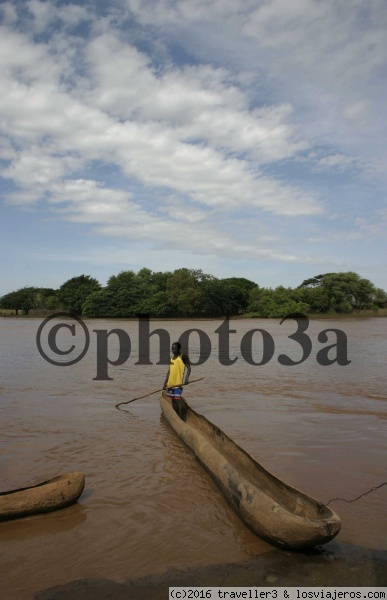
[0,317,386,599]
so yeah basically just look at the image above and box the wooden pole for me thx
[115,377,204,410]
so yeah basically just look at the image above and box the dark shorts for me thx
[166,387,183,400]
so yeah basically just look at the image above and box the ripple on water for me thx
[0,317,386,600]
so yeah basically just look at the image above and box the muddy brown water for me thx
[0,317,386,599]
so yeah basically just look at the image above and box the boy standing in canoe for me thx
[163,342,191,421]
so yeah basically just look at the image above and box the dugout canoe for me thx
[0,472,85,521]
[160,393,341,549]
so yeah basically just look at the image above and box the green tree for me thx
[31,288,57,310]
[133,268,171,316]
[373,288,387,308]
[107,270,137,292]
[248,286,308,317]
[298,286,331,314]
[0,286,51,314]
[45,295,59,310]
[221,277,257,313]
[166,269,204,316]
[105,270,140,316]
[200,279,247,316]
[103,268,172,317]
[1,289,23,314]
[299,272,379,312]
[59,275,101,314]
[82,290,117,317]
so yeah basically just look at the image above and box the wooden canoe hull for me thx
[0,472,85,522]
[160,394,341,550]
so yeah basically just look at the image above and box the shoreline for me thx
[1,311,387,320]
[34,542,387,599]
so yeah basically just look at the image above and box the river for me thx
[0,316,386,599]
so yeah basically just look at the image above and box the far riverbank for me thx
[1,308,387,319]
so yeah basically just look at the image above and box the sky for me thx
[0,0,386,297]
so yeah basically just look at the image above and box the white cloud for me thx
[2,149,82,189]
[343,101,369,125]
[0,2,18,25]
[25,0,91,32]
[312,153,357,173]
[0,11,321,240]
[123,0,387,168]
[83,33,307,162]
[0,0,386,286]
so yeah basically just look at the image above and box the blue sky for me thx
[1,0,386,296]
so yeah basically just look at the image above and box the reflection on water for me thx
[0,504,88,542]
[0,317,386,599]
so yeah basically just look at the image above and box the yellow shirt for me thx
[167,355,185,388]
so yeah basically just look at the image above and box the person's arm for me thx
[182,354,191,384]
[163,368,170,389]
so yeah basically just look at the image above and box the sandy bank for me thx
[34,542,387,600]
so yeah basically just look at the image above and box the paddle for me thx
[115,377,204,410]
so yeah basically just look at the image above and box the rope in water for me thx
[115,382,386,507]
[326,481,387,506]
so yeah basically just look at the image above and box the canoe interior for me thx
[0,474,69,497]
[162,394,337,522]
[0,472,85,522]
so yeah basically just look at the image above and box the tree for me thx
[107,270,137,292]
[105,270,140,316]
[373,288,387,308]
[31,288,57,310]
[299,272,379,312]
[248,286,308,317]
[82,290,117,317]
[166,269,204,316]
[200,279,248,316]
[103,269,172,317]
[3,269,385,319]
[59,275,101,314]
[221,277,257,313]
[45,295,59,310]
[298,286,331,314]
[133,268,171,316]
[0,286,57,314]
[0,288,33,314]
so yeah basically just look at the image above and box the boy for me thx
[163,342,191,421]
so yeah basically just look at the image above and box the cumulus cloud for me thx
[0,0,386,282]
[0,4,322,260]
